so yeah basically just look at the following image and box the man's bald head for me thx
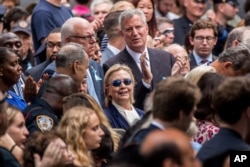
[141,129,200,167]
[61,17,92,44]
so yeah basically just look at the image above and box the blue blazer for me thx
[104,103,145,130]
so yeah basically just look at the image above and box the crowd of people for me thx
[0,0,250,167]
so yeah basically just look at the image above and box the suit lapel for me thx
[120,48,142,83]
[148,49,161,88]
[189,52,198,69]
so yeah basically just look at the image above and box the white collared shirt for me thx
[112,101,140,126]
[193,51,213,65]
[126,45,151,71]
[107,43,121,55]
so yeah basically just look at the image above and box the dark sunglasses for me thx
[110,79,132,87]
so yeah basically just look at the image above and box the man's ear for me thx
[223,61,232,70]
[72,61,79,74]
[163,158,179,167]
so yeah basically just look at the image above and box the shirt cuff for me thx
[142,79,151,89]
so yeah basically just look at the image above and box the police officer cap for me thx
[213,0,239,6]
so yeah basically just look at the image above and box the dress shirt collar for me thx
[107,43,121,55]
[126,45,149,63]
[193,50,213,65]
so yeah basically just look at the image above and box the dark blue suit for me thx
[103,47,175,109]
[104,103,144,130]
[25,60,51,82]
[197,128,250,167]
[128,123,160,145]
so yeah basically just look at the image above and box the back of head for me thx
[43,74,79,98]
[141,129,192,167]
[56,42,87,69]
[184,65,216,85]
[224,26,247,49]
[212,76,250,124]
[195,72,225,121]
[104,11,122,39]
[241,29,250,49]
[153,76,201,122]
[218,45,250,75]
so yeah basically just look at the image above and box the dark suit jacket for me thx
[128,123,160,145]
[104,103,144,130]
[173,15,193,45]
[25,60,51,82]
[103,47,175,109]
[189,52,217,70]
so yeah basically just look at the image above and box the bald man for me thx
[141,129,201,167]
[23,74,79,134]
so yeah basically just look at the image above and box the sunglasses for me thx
[110,79,132,87]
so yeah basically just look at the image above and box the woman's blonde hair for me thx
[6,106,20,125]
[62,93,121,150]
[103,64,135,107]
[57,106,95,167]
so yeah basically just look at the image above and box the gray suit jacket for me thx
[101,47,115,66]
[25,60,51,82]
[103,47,175,109]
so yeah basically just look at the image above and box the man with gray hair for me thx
[224,26,248,49]
[103,9,175,109]
[55,42,89,88]
[43,17,105,106]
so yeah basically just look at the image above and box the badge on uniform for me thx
[36,115,54,132]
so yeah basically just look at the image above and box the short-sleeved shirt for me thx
[31,0,73,52]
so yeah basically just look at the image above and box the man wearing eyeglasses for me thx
[212,0,239,56]
[173,0,207,45]
[25,28,62,82]
[156,17,175,47]
[189,19,218,70]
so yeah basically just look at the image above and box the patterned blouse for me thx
[193,120,220,144]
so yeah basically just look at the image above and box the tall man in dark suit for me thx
[188,19,218,69]
[173,0,206,45]
[103,9,176,109]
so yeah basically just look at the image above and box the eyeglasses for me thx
[110,79,132,87]
[194,36,215,43]
[46,42,62,49]
[70,34,96,41]
[161,28,174,35]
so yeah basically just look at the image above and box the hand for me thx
[153,35,165,49]
[171,55,186,76]
[91,19,103,32]
[34,138,74,167]
[23,76,37,103]
[140,52,153,84]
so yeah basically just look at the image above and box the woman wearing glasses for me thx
[103,64,144,131]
